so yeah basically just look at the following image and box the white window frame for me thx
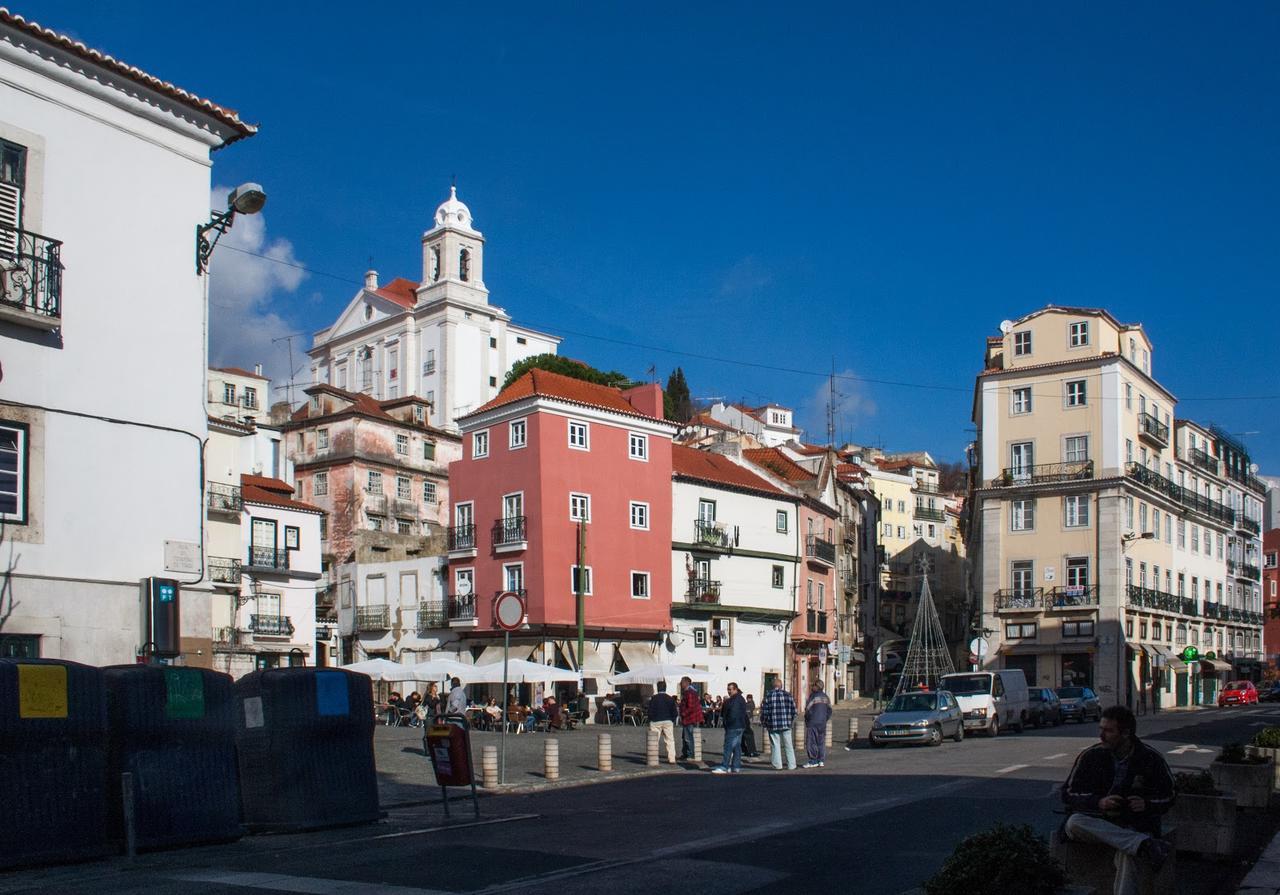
[776,509,788,532]
[571,564,593,595]
[568,420,589,451]
[1013,330,1032,356]
[472,429,489,459]
[1063,435,1089,464]
[570,492,591,522]
[1065,379,1087,407]
[629,501,649,530]
[628,432,648,461]
[1064,494,1089,528]
[396,433,409,455]
[1011,498,1035,532]
[631,571,650,600]
[509,418,528,450]
[0,421,27,524]
[1068,320,1089,348]
[317,428,329,450]
[423,480,437,503]
[1012,387,1032,415]
[396,475,412,500]
[366,470,383,493]
[314,471,328,496]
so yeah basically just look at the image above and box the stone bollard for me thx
[482,745,499,789]
[794,716,805,749]
[544,738,560,781]
[848,717,859,742]
[762,728,772,756]
[693,728,703,763]
[646,728,659,767]
[597,733,613,772]
[825,722,833,749]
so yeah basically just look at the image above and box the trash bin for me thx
[0,658,110,868]
[234,667,379,831]
[103,664,241,850]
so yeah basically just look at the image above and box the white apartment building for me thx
[307,189,559,431]
[0,11,255,664]
[209,365,270,427]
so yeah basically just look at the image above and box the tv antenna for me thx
[271,333,308,407]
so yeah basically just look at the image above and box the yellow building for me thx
[969,306,1265,709]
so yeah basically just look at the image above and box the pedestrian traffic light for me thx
[143,577,181,657]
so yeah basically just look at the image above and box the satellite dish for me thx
[999,320,1014,335]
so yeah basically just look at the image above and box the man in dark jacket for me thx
[678,676,704,760]
[647,680,679,764]
[711,683,747,774]
[803,680,832,768]
[1061,705,1174,893]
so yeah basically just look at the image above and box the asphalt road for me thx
[4,704,1278,895]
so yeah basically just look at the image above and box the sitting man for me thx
[1061,704,1175,895]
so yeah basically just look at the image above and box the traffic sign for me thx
[969,637,988,659]
[494,591,526,631]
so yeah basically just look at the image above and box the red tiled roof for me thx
[212,366,268,381]
[373,277,419,309]
[743,447,813,483]
[0,9,256,144]
[874,458,915,471]
[792,444,828,456]
[208,414,253,433]
[466,369,664,422]
[688,412,735,432]
[292,384,395,422]
[240,475,324,514]
[672,445,786,496]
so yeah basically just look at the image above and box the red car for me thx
[1218,680,1259,707]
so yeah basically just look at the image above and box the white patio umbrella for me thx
[470,659,581,684]
[383,658,477,683]
[608,663,714,686]
[338,658,410,681]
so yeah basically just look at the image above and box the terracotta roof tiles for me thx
[672,445,786,496]
[466,369,664,422]
[239,475,324,514]
[742,447,814,483]
[373,277,419,309]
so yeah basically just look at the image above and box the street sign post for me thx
[493,590,526,784]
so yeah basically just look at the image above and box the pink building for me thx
[446,370,678,668]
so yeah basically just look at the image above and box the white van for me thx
[939,670,1030,736]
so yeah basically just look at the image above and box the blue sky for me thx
[24,3,1280,469]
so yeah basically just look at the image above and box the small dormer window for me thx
[309,395,320,413]
[459,248,471,282]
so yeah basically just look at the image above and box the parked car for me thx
[869,690,965,747]
[939,669,1030,736]
[1055,686,1101,723]
[1260,683,1280,703]
[1218,680,1259,707]
[1028,687,1062,728]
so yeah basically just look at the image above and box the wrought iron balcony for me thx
[208,556,242,585]
[491,515,527,548]
[0,224,62,325]
[914,480,940,494]
[448,593,476,621]
[246,546,289,570]
[446,524,476,552]
[1046,585,1099,609]
[1238,516,1261,536]
[1125,584,1196,615]
[1240,563,1261,581]
[1124,463,1234,526]
[995,460,1093,487]
[687,578,722,604]
[994,588,1042,611]
[1189,447,1219,475]
[213,626,240,646]
[694,519,731,548]
[1202,600,1221,619]
[1139,412,1169,446]
[250,614,294,636]
[207,481,242,514]
[1226,466,1267,494]
[355,604,390,631]
[806,534,836,566]
[913,505,946,523]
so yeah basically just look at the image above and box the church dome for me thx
[433,185,478,233]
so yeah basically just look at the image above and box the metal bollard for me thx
[646,727,659,767]
[848,717,859,741]
[597,733,612,772]
[693,728,703,762]
[825,722,833,748]
[794,716,805,748]
[544,738,560,781]
[482,745,499,789]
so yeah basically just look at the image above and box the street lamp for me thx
[195,182,267,274]
[1121,530,1155,549]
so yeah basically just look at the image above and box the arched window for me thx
[431,246,441,282]
[459,248,470,282]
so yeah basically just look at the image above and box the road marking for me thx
[1043,753,1068,760]
[367,813,540,841]
[1168,744,1214,754]
[167,871,450,894]
[995,764,1029,774]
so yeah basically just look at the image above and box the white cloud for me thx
[206,185,308,410]
[797,369,878,445]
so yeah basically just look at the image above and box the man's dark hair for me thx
[1101,704,1136,736]
[657,680,667,692]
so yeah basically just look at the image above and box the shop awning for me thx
[1200,658,1232,673]
[618,642,661,671]
[1165,656,1188,671]
[473,644,533,667]
[570,642,612,676]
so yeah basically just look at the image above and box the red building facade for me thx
[1264,529,1279,671]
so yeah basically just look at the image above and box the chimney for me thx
[622,383,664,420]
[364,270,378,290]
[254,363,263,377]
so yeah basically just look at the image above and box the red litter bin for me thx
[425,715,478,817]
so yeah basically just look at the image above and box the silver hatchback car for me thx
[869,691,965,747]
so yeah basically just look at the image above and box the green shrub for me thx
[1252,727,1280,749]
[923,823,1065,895]
[1174,770,1219,796]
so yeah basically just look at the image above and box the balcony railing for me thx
[447,524,476,551]
[1240,563,1261,581]
[355,604,390,631]
[994,588,1043,611]
[1125,463,1234,526]
[694,519,732,548]
[208,556,242,585]
[491,515,527,547]
[250,614,294,636]
[448,593,476,621]
[1046,585,1099,609]
[995,460,1093,487]
[1189,447,1219,475]
[1239,516,1261,536]
[1139,412,1170,445]
[1202,600,1221,619]
[416,601,447,630]
[207,481,242,514]
[0,224,63,324]
[914,480,940,495]
[1226,466,1267,494]
[687,578,721,604]
[247,546,289,570]
[1126,584,1197,616]
[913,505,946,523]
[806,535,836,566]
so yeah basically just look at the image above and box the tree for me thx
[502,354,634,391]
[937,460,968,494]
[664,367,694,423]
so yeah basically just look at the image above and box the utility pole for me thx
[827,359,837,447]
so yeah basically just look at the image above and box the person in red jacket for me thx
[678,675,705,761]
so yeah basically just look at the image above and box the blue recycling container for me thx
[0,658,110,868]
[103,664,242,850]
[234,667,379,831]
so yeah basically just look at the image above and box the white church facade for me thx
[307,188,560,430]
